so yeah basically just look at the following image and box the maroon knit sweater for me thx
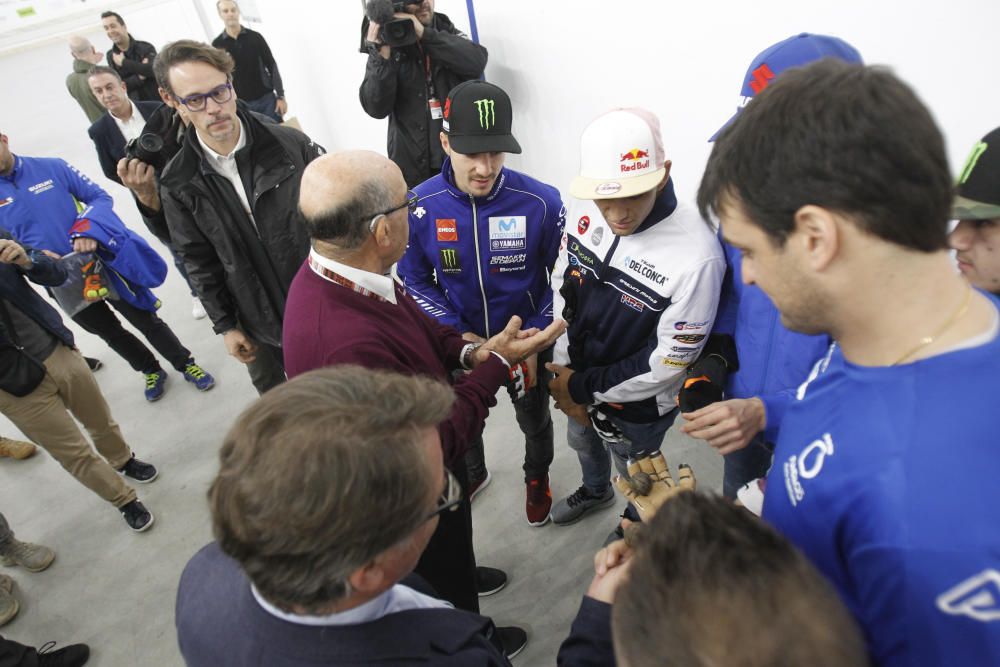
[282,261,507,466]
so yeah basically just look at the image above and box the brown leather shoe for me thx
[0,437,36,460]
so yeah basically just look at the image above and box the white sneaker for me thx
[191,298,207,320]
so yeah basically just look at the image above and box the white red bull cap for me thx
[570,108,667,200]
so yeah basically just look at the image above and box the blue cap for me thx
[709,33,863,142]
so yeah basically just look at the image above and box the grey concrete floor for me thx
[0,200,725,667]
[0,297,724,666]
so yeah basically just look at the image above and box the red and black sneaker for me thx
[525,475,552,526]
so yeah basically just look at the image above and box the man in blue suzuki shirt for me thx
[398,80,565,527]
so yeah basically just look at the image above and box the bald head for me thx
[69,35,101,62]
[299,151,405,249]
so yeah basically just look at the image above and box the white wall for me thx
[2,0,999,207]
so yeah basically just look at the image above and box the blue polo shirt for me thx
[763,297,1000,666]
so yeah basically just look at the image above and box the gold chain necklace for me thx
[891,285,973,366]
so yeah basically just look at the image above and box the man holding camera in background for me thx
[360,0,488,188]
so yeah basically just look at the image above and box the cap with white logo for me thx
[570,108,667,200]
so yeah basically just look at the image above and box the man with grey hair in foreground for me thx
[175,366,513,666]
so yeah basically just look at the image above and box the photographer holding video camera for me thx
[360,0,487,188]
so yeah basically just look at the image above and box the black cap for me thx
[953,126,1000,220]
[442,80,521,154]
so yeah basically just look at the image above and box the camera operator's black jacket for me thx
[159,108,324,347]
[359,12,487,188]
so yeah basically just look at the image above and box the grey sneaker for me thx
[0,539,55,572]
[0,581,18,627]
[550,484,616,525]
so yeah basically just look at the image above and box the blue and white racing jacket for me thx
[552,181,725,422]
[397,159,565,337]
[0,155,166,312]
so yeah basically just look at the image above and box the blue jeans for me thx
[722,434,774,499]
[567,408,678,494]
[244,92,282,123]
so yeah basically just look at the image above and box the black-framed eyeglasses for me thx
[425,468,462,521]
[175,82,234,112]
[367,191,419,234]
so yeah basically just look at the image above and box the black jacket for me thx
[0,229,74,349]
[159,109,324,347]
[359,12,487,188]
[87,101,162,184]
[107,35,159,102]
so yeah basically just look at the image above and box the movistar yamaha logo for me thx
[474,99,495,129]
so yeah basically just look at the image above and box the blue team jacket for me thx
[397,159,565,338]
[0,155,166,312]
[712,237,831,442]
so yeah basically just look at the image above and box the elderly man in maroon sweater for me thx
[282,150,564,658]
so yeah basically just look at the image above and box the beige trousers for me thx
[0,345,136,508]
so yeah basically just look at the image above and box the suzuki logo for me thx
[749,64,775,94]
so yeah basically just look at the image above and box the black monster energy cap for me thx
[442,80,521,155]
[953,126,1000,220]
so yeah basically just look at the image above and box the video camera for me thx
[365,0,419,48]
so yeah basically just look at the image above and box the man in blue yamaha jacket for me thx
[398,80,565,526]
[680,34,861,498]
[0,128,215,402]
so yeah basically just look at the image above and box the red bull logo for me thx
[619,147,651,173]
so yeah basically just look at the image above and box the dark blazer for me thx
[176,542,511,667]
[87,101,162,184]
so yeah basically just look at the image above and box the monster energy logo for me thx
[474,99,495,129]
[439,247,461,273]
[959,141,988,184]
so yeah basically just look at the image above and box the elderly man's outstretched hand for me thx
[475,316,566,367]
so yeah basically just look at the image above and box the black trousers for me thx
[247,342,287,395]
[0,635,36,667]
[71,299,191,374]
[465,347,555,482]
[414,462,479,613]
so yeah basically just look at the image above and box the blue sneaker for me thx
[143,370,167,402]
[183,361,215,391]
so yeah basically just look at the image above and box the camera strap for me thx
[418,42,438,101]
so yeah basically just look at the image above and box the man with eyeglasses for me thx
[397,80,565,526]
[157,40,324,394]
[283,150,566,658]
[177,366,515,666]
